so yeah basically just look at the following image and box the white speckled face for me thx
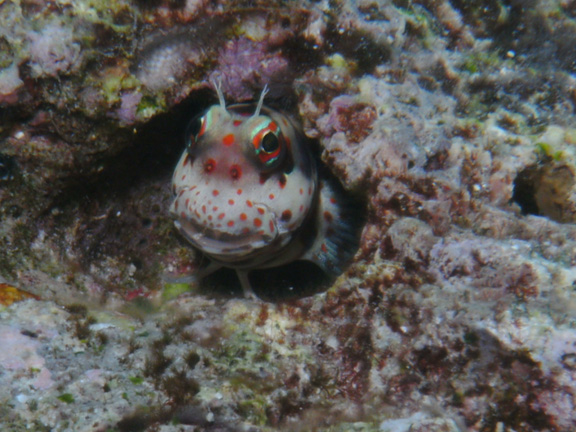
[171,94,316,265]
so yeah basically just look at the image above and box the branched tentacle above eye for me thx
[253,84,269,118]
[212,78,227,110]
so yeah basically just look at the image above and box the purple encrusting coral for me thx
[2,0,576,431]
[27,22,82,78]
[114,91,143,125]
[210,37,290,101]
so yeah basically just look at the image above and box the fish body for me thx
[171,85,361,298]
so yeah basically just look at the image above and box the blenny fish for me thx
[170,83,362,298]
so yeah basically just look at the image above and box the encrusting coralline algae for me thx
[1,0,576,430]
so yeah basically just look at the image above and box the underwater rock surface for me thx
[2,0,576,430]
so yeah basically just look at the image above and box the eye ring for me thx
[251,120,285,168]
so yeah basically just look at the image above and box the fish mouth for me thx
[174,215,277,259]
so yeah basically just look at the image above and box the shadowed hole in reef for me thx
[45,88,217,289]
[51,87,217,216]
[0,154,16,181]
[512,161,576,223]
[512,166,539,216]
[200,261,330,301]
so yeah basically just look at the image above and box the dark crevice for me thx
[512,166,539,216]
[512,162,576,223]
[49,87,215,212]
[199,261,330,302]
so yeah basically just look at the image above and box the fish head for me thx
[171,90,316,264]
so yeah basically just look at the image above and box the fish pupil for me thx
[261,132,279,153]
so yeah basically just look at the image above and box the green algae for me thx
[460,51,506,74]
[162,282,192,301]
[536,141,564,161]
[57,393,75,404]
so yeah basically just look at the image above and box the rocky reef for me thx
[2,0,576,430]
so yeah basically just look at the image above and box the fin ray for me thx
[301,173,365,275]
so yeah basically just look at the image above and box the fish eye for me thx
[261,132,279,153]
[187,115,204,139]
[186,111,211,150]
[251,119,285,168]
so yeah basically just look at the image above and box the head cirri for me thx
[170,82,362,299]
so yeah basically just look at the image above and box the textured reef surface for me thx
[2,0,576,430]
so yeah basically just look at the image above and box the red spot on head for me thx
[213,206,218,211]
[281,210,292,221]
[208,215,213,220]
[254,218,262,227]
[183,154,190,166]
[242,227,250,234]
[237,189,243,195]
[269,194,275,200]
[218,213,226,220]
[204,159,216,173]
[299,205,304,212]
[279,175,287,189]
[180,211,186,218]
[246,200,253,208]
[185,198,190,207]
[228,199,235,205]
[175,200,179,211]
[202,205,206,214]
[230,164,242,180]
[323,211,333,223]
[233,120,242,127]
[240,213,247,221]
[269,220,274,233]
[257,207,265,215]
[321,243,328,253]
[259,173,270,184]
[181,174,187,181]
[222,134,235,146]
[227,220,235,227]
[299,188,303,195]
[212,189,219,197]
[330,197,337,204]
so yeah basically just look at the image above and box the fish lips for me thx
[173,210,279,259]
